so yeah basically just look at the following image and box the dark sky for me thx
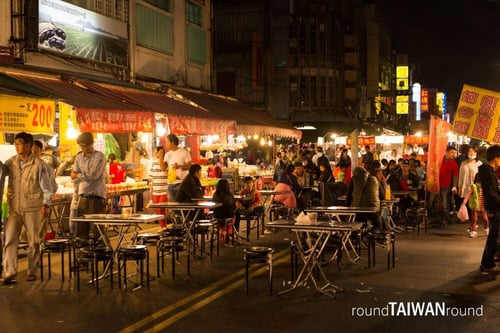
[372,0,500,105]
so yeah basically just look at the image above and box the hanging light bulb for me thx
[66,117,79,139]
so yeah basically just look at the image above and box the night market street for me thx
[0,221,499,333]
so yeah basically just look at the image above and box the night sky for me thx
[372,0,500,106]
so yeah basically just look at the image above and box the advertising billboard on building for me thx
[38,0,128,67]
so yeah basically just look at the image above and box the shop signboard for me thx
[77,110,154,133]
[0,96,55,134]
[38,0,128,67]
[453,84,500,143]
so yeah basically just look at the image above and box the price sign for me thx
[0,96,55,133]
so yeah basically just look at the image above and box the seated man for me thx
[235,177,264,231]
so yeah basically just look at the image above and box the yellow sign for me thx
[396,95,409,114]
[453,84,500,143]
[396,66,409,90]
[58,102,79,160]
[0,96,55,134]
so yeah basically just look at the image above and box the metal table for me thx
[267,219,364,297]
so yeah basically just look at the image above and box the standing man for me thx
[362,145,374,169]
[149,146,168,228]
[1,132,57,285]
[163,134,192,202]
[71,132,107,239]
[477,145,500,273]
[439,146,459,225]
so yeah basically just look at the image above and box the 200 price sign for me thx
[29,102,54,130]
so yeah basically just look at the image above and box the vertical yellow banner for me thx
[58,102,79,160]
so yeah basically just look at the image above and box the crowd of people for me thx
[2,130,500,285]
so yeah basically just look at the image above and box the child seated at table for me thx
[212,179,237,242]
[235,177,264,231]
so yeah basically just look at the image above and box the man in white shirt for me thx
[163,134,192,201]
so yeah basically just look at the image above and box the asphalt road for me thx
[0,221,498,333]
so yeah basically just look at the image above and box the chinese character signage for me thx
[453,84,500,143]
[0,96,55,133]
[77,110,153,133]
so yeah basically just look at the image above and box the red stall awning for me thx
[0,71,155,133]
[78,80,236,137]
[168,87,302,139]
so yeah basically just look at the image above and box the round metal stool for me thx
[244,246,274,295]
[157,236,189,279]
[117,244,150,290]
[75,246,114,293]
[40,238,72,281]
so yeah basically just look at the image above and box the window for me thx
[136,4,173,54]
[186,2,202,26]
[187,25,206,64]
[143,0,171,12]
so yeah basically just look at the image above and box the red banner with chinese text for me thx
[404,135,429,145]
[426,116,451,193]
[453,84,500,143]
[77,110,154,133]
[346,136,375,146]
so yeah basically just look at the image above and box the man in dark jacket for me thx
[175,164,204,203]
[477,145,500,273]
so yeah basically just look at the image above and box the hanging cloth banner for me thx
[426,115,451,194]
[77,109,154,133]
[167,115,236,137]
[453,84,500,143]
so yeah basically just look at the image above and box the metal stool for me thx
[156,236,190,279]
[290,241,299,284]
[40,238,72,281]
[136,232,162,246]
[75,247,114,292]
[217,217,240,246]
[242,213,263,241]
[191,220,216,258]
[368,231,396,270]
[244,247,274,295]
[117,245,150,290]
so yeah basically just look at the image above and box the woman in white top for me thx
[457,146,482,224]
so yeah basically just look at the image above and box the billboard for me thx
[38,0,128,67]
[453,84,500,143]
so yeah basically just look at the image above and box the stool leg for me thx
[146,250,150,290]
[246,219,250,241]
[392,236,396,268]
[61,248,65,281]
[156,248,161,277]
[269,254,273,296]
[46,252,52,280]
[94,256,99,293]
[40,249,44,281]
[367,237,372,268]
[123,254,128,291]
[256,217,260,241]
[245,255,249,295]
[68,245,72,279]
[110,256,113,290]
[139,256,144,288]
[76,261,80,292]
[118,255,122,289]
[171,242,176,280]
